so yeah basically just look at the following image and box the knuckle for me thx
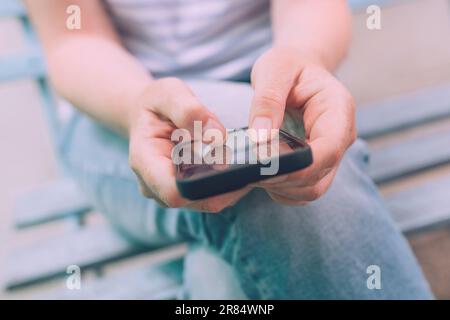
[184,102,204,116]
[158,77,184,90]
[346,93,356,112]
[328,149,341,166]
[177,103,205,128]
[268,192,285,203]
[344,93,357,120]
[349,101,358,144]
[334,85,355,111]
[128,139,141,170]
[350,128,358,144]
[129,159,145,184]
[128,155,138,172]
[307,174,322,187]
[304,186,323,201]
[255,91,285,113]
[139,184,153,198]
[164,192,186,208]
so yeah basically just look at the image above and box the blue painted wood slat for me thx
[368,128,450,184]
[357,84,450,139]
[14,179,91,229]
[40,259,183,300]
[3,224,157,290]
[387,175,450,233]
[0,0,26,17]
[0,51,46,82]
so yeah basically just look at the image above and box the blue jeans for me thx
[59,111,433,300]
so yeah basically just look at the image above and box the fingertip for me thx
[204,117,225,133]
[251,116,272,131]
[202,117,227,144]
[248,116,275,143]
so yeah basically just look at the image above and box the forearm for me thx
[25,0,153,136]
[47,35,152,136]
[271,0,352,70]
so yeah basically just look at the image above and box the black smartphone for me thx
[175,128,313,200]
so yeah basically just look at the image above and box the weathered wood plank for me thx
[386,175,450,233]
[357,84,450,139]
[3,224,155,290]
[14,179,91,229]
[40,259,183,300]
[369,128,450,184]
[0,52,46,82]
[0,0,26,17]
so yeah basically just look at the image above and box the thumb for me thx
[249,49,300,138]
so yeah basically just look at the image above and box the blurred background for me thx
[1,0,450,299]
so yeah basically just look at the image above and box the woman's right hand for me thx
[128,78,251,212]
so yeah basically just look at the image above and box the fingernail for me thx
[203,118,225,144]
[250,117,272,142]
[252,116,272,131]
[203,118,221,131]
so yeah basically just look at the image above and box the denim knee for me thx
[197,140,432,299]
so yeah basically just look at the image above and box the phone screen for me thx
[175,128,307,180]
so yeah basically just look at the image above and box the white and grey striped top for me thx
[103,0,273,81]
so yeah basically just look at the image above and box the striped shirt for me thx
[103,0,273,80]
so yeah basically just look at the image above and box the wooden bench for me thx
[2,0,450,299]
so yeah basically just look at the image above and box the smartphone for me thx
[175,128,313,200]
